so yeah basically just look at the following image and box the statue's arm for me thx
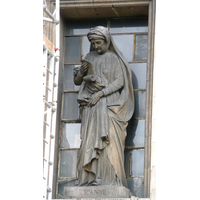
[102,57,124,96]
[73,63,88,85]
[74,68,83,85]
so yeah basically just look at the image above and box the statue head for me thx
[87,26,111,54]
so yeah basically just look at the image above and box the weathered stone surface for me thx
[73,26,134,188]
[63,186,132,198]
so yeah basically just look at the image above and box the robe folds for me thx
[75,49,134,187]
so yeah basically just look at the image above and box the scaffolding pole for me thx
[43,0,59,25]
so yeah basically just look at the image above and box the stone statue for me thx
[73,26,134,188]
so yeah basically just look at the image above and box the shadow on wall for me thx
[125,70,139,146]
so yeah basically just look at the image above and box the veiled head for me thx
[87,26,111,54]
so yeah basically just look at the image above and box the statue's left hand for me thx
[88,91,103,107]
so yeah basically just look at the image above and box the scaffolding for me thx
[43,0,60,199]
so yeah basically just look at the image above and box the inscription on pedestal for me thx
[64,186,131,198]
[83,189,106,196]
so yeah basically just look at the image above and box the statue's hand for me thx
[88,91,103,107]
[80,62,89,76]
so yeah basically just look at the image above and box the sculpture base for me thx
[63,185,132,199]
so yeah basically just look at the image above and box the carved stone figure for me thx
[73,26,134,187]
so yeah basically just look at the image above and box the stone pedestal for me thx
[63,185,132,199]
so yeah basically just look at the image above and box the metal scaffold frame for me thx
[43,0,60,199]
